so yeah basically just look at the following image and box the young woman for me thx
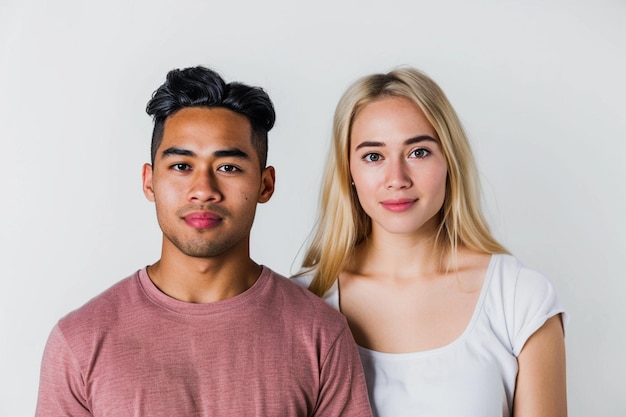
[293,67,567,417]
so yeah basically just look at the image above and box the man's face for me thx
[142,107,275,259]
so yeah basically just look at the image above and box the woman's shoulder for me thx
[489,253,557,294]
[486,253,566,355]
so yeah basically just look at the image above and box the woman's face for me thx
[349,96,448,238]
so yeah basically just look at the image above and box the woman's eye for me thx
[218,165,240,173]
[411,148,430,159]
[364,153,382,162]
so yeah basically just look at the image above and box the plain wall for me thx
[1,0,625,415]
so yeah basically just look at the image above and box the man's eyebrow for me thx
[160,147,249,159]
[213,148,249,159]
[162,147,195,158]
[354,135,438,150]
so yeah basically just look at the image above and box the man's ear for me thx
[142,163,155,202]
[258,166,275,204]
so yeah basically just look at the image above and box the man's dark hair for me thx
[146,66,275,167]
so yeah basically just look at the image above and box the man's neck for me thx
[146,251,262,304]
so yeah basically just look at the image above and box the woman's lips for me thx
[380,198,417,213]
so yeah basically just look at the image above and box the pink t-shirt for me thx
[36,267,372,417]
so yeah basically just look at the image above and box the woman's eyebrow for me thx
[354,141,385,150]
[354,135,438,151]
[404,135,439,145]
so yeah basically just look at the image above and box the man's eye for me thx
[363,153,382,162]
[171,163,191,171]
[410,148,430,159]
[218,165,240,173]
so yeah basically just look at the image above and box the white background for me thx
[1,0,625,415]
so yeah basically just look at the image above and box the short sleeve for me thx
[510,266,567,356]
[314,327,373,416]
[35,324,92,417]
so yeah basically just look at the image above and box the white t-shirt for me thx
[292,254,566,417]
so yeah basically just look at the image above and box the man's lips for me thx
[380,198,417,213]
[183,212,223,229]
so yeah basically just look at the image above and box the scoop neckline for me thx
[347,254,499,358]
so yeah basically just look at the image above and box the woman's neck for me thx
[349,227,445,281]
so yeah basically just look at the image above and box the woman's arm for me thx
[513,314,567,417]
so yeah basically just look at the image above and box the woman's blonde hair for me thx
[301,67,507,297]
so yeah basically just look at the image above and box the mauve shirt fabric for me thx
[35,266,372,417]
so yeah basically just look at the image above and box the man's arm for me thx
[35,325,92,417]
[314,326,373,416]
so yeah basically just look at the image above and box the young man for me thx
[35,66,372,416]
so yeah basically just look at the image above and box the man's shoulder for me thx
[263,267,347,325]
[57,270,142,334]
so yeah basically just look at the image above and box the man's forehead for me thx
[165,106,251,128]
[160,108,253,147]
